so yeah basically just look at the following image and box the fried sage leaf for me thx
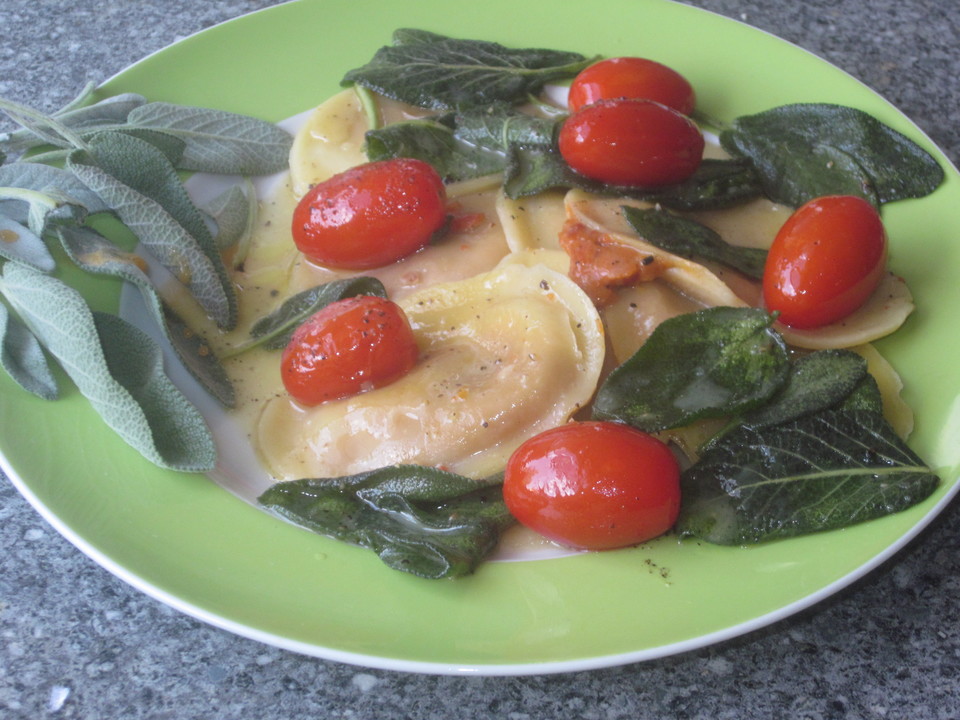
[622,205,768,279]
[0,262,215,471]
[259,467,514,579]
[342,29,593,110]
[365,116,504,181]
[676,410,939,544]
[366,106,556,182]
[592,307,789,432]
[504,145,763,210]
[720,103,944,207]
[741,349,868,429]
[238,276,388,354]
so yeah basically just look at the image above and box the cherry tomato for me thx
[763,195,888,329]
[292,158,447,270]
[558,98,704,187]
[281,295,419,406]
[568,56,696,116]
[503,421,681,550]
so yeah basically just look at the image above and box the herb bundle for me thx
[0,83,293,471]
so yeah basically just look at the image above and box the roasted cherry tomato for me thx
[567,56,696,115]
[281,295,419,406]
[558,98,704,187]
[763,195,888,329]
[503,421,681,550]
[292,158,447,270]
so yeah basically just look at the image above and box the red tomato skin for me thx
[292,158,447,270]
[281,295,419,406]
[558,99,704,187]
[763,195,888,329]
[503,421,681,550]
[568,56,696,115]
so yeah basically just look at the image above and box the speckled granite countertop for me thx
[2,1,959,717]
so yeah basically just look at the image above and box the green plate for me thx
[2,0,959,675]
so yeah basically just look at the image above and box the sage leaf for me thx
[0,99,79,151]
[0,162,109,218]
[202,180,254,253]
[503,142,576,198]
[126,102,293,175]
[504,145,763,210]
[676,410,940,544]
[592,307,789,432]
[454,105,557,152]
[56,224,235,407]
[622,205,768,279]
[0,302,58,400]
[840,373,884,414]
[741,349,867,429]
[342,29,594,110]
[0,215,55,272]
[365,108,556,182]
[720,103,945,207]
[259,466,514,579]
[391,28,447,46]
[67,136,237,329]
[110,128,187,167]
[240,276,388,354]
[1,92,147,155]
[365,118,476,180]
[633,158,765,211]
[0,262,215,471]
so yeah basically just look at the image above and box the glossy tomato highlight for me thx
[763,195,888,329]
[281,295,419,406]
[503,421,681,550]
[568,56,696,115]
[558,98,704,187]
[292,158,447,270]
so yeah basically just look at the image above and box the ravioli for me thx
[256,261,604,480]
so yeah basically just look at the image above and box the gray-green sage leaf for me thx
[56,224,235,407]
[67,136,237,329]
[126,102,293,175]
[0,301,58,400]
[0,262,215,471]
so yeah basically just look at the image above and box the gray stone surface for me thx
[2,1,959,718]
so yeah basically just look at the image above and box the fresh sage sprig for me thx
[0,262,216,471]
[1,91,292,174]
[56,224,236,407]
[259,466,514,579]
[67,132,239,329]
[0,86,293,469]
